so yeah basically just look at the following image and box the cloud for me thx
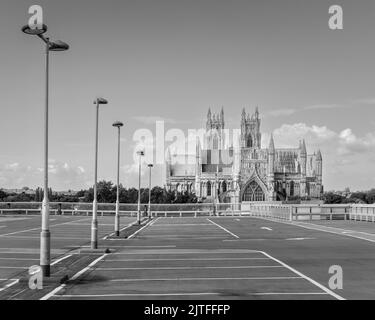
[265,108,297,117]
[133,116,177,125]
[337,128,375,156]
[265,103,347,118]
[303,104,342,110]
[353,98,375,105]
[0,161,89,190]
[264,123,336,149]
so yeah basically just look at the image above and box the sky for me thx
[0,0,374,191]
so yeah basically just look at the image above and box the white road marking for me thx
[261,227,273,231]
[223,239,267,242]
[0,218,89,237]
[102,220,139,240]
[78,245,176,248]
[105,257,269,262]
[54,291,327,298]
[127,218,159,239]
[151,223,212,227]
[112,249,263,255]
[1,235,90,240]
[260,251,345,300]
[97,265,283,271]
[285,237,316,241]
[0,218,31,222]
[235,219,241,221]
[51,254,72,266]
[207,219,239,239]
[0,258,39,261]
[253,217,375,244]
[56,292,219,298]
[0,279,19,292]
[109,276,302,282]
[40,253,108,300]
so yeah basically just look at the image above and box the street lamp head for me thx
[22,24,47,35]
[112,121,124,128]
[94,98,108,105]
[136,150,145,156]
[49,40,69,51]
[148,164,154,168]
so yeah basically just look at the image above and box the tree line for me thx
[322,190,375,204]
[1,182,375,204]
[0,181,198,204]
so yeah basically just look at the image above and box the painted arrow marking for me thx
[285,237,316,241]
[261,227,273,231]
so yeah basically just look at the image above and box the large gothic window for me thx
[222,181,227,193]
[242,181,265,201]
[207,181,212,196]
[213,135,219,149]
[246,135,253,148]
[290,181,294,197]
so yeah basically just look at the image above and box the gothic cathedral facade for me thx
[165,108,323,203]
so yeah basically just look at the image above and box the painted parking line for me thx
[54,292,329,298]
[253,217,375,244]
[127,218,159,240]
[104,257,269,262]
[207,219,239,239]
[40,253,108,300]
[103,220,139,240]
[0,279,19,292]
[1,235,92,240]
[151,224,213,227]
[0,258,39,261]
[47,248,337,300]
[96,266,284,271]
[260,251,345,300]
[109,276,303,282]
[51,254,72,266]
[0,218,90,237]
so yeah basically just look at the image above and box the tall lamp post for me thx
[136,150,144,225]
[92,97,108,249]
[113,121,124,236]
[22,24,69,277]
[147,164,153,219]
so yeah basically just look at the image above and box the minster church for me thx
[165,108,323,203]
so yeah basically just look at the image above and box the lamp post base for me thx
[91,219,98,249]
[40,264,50,278]
[40,230,51,277]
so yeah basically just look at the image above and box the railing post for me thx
[289,205,293,221]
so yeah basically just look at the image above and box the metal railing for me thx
[1,202,375,222]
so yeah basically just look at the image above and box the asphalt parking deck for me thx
[0,215,136,290]
[2,215,375,300]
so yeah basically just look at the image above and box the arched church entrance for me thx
[242,180,265,201]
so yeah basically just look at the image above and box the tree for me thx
[365,189,375,204]
[0,190,7,201]
[323,192,345,204]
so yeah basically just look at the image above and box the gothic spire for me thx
[316,149,322,161]
[301,139,307,155]
[268,133,275,152]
